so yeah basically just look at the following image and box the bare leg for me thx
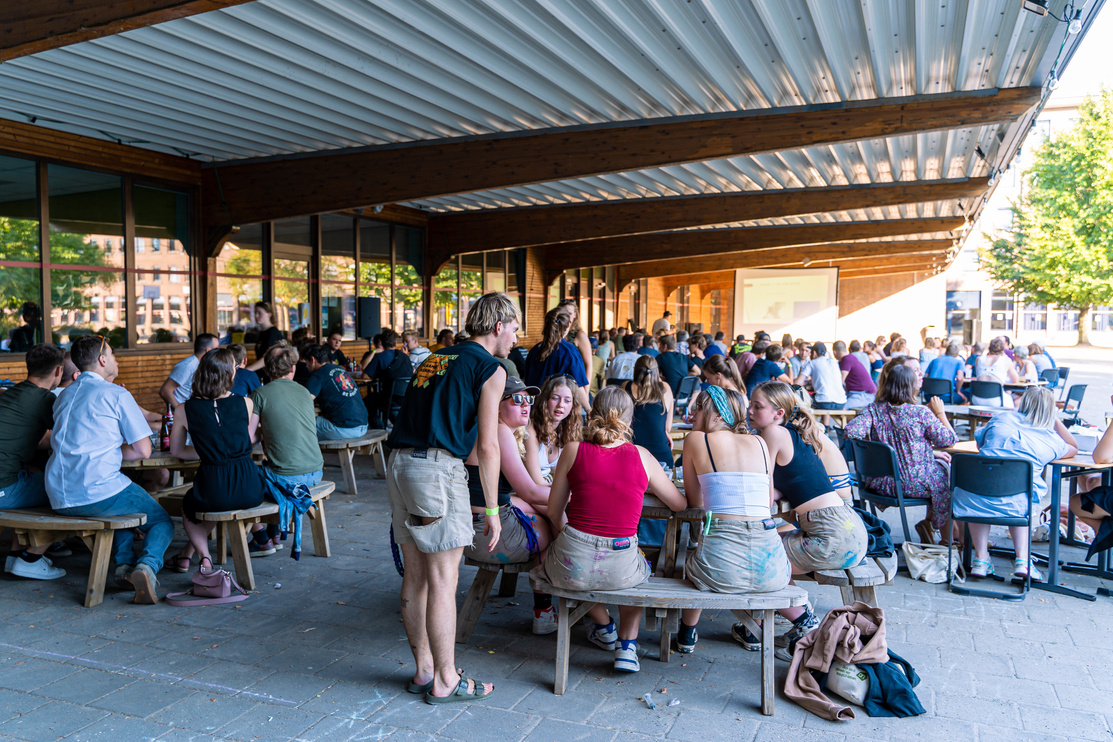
[966,522,991,561]
[424,545,491,698]
[1070,493,1110,533]
[182,519,216,563]
[1009,526,1030,564]
[617,606,642,640]
[399,542,433,687]
[681,608,702,626]
[587,603,610,626]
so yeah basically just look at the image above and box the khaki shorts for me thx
[782,504,868,572]
[386,448,473,554]
[686,519,792,594]
[534,524,649,592]
[464,505,534,564]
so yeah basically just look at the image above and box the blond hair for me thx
[752,380,826,454]
[584,387,633,446]
[1018,387,1057,429]
[464,292,520,337]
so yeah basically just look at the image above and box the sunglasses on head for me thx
[503,393,534,406]
[96,334,108,357]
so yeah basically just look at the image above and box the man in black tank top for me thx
[386,293,519,704]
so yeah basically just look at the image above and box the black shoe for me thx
[675,624,698,654]
[730,622,761,651]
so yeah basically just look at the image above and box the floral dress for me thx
[845,403,957,530]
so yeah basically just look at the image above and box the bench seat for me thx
[456,557,536,643]
[319,430,388,494]
[0,509,146,607]
[804,552,898,607]
[530,574,807,715]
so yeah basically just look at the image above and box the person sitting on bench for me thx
[534,387,685,674]
[0,344,66,580]
[305,344,369,441]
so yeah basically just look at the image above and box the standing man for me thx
[160,333,219,407]
[47,335,171,602]
[250,345,325,554]
[305,345,369,440]
[651,310,672,336]
[833,340,877,410]
[402,330,432,370]
[795,341,847,425]
[387,292,517,703]
[0,344,65,580]
[325,332,349,367]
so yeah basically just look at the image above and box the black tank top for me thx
[464,464,513,507]
[773,424,834,508]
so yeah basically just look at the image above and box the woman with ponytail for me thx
[557,299,593,377]
[535,387,685,674]
[731,380,867,661]
[673,386,791,655]
[620,355,675,467]
[526,307,590,410]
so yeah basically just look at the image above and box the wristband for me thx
[485,507,499,516]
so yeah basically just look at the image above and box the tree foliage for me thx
[981,88,1113,343]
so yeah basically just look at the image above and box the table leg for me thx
[84,530,113,608]
[760,608,774,716]
[1031,463,1096,602]
[554,597,571,696]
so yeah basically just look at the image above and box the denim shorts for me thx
[386,448,472,554]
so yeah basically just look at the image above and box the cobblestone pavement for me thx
[1,453,1111,742]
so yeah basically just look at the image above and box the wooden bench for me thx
[800,553,898,607]
[191,481,335,591]
[153,484,234,567]
[456,557,534,643]
[319,430,388,494]
[0,509,146,607]
[530,574,808,715]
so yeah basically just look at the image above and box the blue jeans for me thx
[814,400,846,410]
[845,391,874,410]
[260,467,322,540]
[315,418,368,441]
[0,470,49,509]
[57,482,173,573]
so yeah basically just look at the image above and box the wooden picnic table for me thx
[121,444,265,487]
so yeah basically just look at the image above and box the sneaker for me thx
[773,612,794,637]
[730,622,761,651]
[114,563,135,590]
[971,558,994,578]
[1013,558,1042,582]
[774,607,819,663]
[45,541,72,558]
[129,564,159,604]
[614,640,640,673]
[675,624,698,654]
[271,533,285,551]
[248,539,276,558]
[532,605,558,636]
[9,555,65,580]
[5,554,54,572]
[585,619,618,651]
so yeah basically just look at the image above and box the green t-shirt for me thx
[251,379,324,476]
[0,381,54,489]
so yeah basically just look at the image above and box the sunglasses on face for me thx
[503,394,534,406]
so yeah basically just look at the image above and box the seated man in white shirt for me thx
[794,341,848,426]
[402,330,432,370]
[47,335,172,604]
[607,334,641,383]
[159,333,219,407]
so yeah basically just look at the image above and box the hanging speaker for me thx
[358,297,382,338]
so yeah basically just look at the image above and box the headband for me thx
[705,385,736,426]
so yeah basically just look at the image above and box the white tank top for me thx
[696,435,772,518]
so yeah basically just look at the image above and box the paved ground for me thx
[2,450,1113,742]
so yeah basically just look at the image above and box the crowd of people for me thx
[2,291,1108,709]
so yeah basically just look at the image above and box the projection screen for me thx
[732,268,839,341]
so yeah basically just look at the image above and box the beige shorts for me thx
[534,524,649,592]
[686,519,792,594]
[386,448,473,554]
[782,504,868,572]
[464,505,535,564]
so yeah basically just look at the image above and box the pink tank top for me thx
[566,442,649,538]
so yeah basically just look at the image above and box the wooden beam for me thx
[555,218,960,281]
[0,1,256,61]
[618,239,951,287]
[840,259,946,279]
[0,116,201,185]
[201,87,1038,229]
[428,178,985,256]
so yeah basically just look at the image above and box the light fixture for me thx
[1048,75,1060,90]
[372,205,384,213]
[802,257,812,267]
[1068,10,1083,33]
[1022,0,1049,16]
[988,171,997,187]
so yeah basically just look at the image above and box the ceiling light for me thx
[1068,11,1083,33]
[1048,75,1060,90]
[1023,0,1049,16]
[802,257,812,267]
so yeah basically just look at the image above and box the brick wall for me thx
[522,247,548,344]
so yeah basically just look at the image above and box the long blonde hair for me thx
[584,387,633,446]
[752,380,826,454]
[630,355,667,407]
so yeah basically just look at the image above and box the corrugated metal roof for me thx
[0,0,1098,222]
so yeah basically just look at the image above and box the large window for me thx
[135,186,191,343]
[273,218,312,335]
[461,253,483,322]
[394,227,424,334]
[216,224,264,337]
[321,214,355,339]
[359,221,392,335]
[990,291,1015,332]
[1021,301,1047,332]
[0,156,42,351]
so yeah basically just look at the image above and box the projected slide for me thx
[733,268,839,341]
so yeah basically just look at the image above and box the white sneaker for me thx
[585,620,618,651]
[614,642,640,673]
[10,556,65,580]
[1014,558,1042,582]
[6,554,53,572]
[532,606,558,635]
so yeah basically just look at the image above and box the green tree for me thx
[982,89,1113,345]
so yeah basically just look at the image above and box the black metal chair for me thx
[1059,384,1087,426]
[969,379,1005,406]
[947,453,1035,601]
[674,375,701,414]
[1039,367,1059,390]
[848,438,925,544]
[920,376,953,404]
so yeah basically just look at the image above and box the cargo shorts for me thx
[386,448,473,554]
